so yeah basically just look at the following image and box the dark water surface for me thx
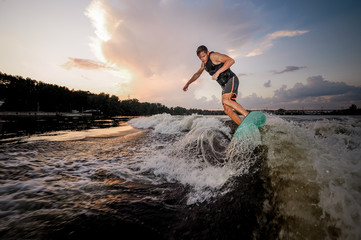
[1,114,360,239]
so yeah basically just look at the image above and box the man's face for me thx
[198,51,209,63]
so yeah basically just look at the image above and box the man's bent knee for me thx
[222,98,234,108]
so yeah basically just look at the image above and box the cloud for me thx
[62,57,115,70]
[246,30,309,57]
[273,75,357,101]
[61,57,132,83]
[273,66,306,74]
[264,80,271,88]
[267,30,309,40]
[237,73,248,78]
[84,0,262,107]
[239,75,361,109]
[85,0,122,42]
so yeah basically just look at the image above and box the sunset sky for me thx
[1,0,360,110]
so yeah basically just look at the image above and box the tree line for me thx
[0,72,223,117]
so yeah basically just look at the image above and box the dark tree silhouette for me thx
[0,72,224,116]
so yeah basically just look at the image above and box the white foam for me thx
[128,114,175,130]
[311,118,361,239]
[128,113,204,134]
[141,152,234,204]
[136,115,262,204]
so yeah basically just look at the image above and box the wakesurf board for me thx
[233,111,266,139]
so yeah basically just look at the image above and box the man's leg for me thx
[223,103,242,125]
[222,93,249,119]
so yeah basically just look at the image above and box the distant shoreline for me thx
[1,108,360,117]
[263,108,361,115]
[0,111,92,117]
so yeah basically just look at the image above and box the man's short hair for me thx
[196,45,208,56]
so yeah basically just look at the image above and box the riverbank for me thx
[0,111,92,117]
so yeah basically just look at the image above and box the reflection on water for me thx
[0,115,133,140]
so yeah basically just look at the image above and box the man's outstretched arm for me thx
[183,63,205,91]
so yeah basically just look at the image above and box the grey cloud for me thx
[274,66,306,74]
[238,76,361,109]
[237,73,248,78]
[264,80,271,88]
[273,76,356,101]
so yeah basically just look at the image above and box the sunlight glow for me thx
[85,0,132,83]
[85,0,112,42]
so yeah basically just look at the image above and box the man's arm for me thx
[210,52,235,80]
[183,63,205,91]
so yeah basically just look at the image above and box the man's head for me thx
[196,45,209,63]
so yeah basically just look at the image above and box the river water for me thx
[0,114,360,239]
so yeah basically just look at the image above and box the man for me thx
[183,45,248,125]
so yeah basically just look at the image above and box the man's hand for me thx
[183,84,189,91]
[212,72,219,80]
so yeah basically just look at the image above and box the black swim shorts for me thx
[221,75,238,100]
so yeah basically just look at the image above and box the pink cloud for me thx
[62,58,115,70]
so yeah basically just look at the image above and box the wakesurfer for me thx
[183,45,248,125]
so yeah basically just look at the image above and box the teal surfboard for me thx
[233,111,266,138]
